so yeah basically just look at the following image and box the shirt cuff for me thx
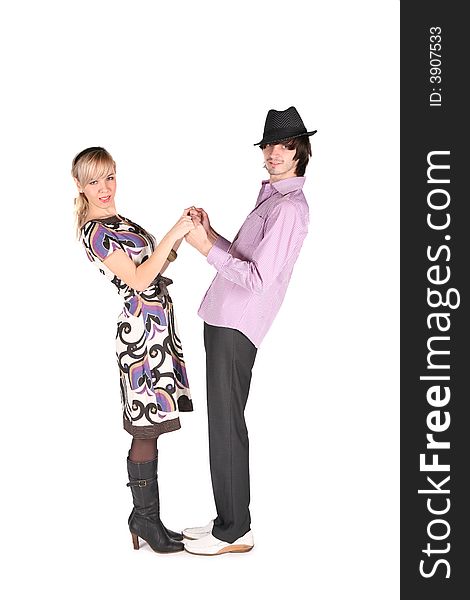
[207,242,230,270]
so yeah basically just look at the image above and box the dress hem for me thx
[123,417,181,439]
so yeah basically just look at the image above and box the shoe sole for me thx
[184,544,254,556]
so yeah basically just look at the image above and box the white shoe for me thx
[182,520,214,540]
[184,531,254,556]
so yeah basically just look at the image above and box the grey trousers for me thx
[203,323,258,543]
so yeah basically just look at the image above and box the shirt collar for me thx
[261,176,305,196]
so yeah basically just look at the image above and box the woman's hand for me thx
[169,214,195,241]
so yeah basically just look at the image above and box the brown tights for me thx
[129,437,158,463]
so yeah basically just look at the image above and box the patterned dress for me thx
[80,214,193,438]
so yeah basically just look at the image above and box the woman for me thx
[72,146,195,554]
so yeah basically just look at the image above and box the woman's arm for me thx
[103,214,194,292]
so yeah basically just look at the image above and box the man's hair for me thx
[260,136,312,176]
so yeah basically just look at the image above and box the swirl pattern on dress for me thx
[81,215,193,438]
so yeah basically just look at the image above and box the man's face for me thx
[262,141,298,181]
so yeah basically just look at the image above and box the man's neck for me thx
[269,173,298,183]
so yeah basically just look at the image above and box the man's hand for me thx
[191,207,211,234]
[188,207,202,226]
[189,206,219,247]
[185,223,214,256]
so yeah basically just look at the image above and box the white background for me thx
[1,1,399,598]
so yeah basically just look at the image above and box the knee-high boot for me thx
[127,456,183,553]
[127,452,183,542]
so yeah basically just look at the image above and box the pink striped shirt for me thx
[198,177,309,347]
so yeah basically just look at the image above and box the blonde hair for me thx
[71,147,116,238]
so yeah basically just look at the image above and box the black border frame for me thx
[401,2,468,597]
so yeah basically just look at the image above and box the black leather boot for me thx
[127,457,183,553]
[127,453,183,542]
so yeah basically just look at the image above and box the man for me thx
[183,106,316,555]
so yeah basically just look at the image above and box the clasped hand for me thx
[184,206,214,257]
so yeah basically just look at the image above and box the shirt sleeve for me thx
[206,200,307,293]
[214,235,231,252]
[82,222,124,263]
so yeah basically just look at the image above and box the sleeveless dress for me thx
[80,214,193,438]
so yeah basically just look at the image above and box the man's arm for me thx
[189,207,232,251]
[187,201,307,293]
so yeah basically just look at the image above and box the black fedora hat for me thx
[254,106,317,146]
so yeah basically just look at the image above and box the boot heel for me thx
[131,532,140,550]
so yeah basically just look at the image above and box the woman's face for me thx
[76,170,117,214]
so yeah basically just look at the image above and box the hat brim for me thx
[254,130,317,146]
